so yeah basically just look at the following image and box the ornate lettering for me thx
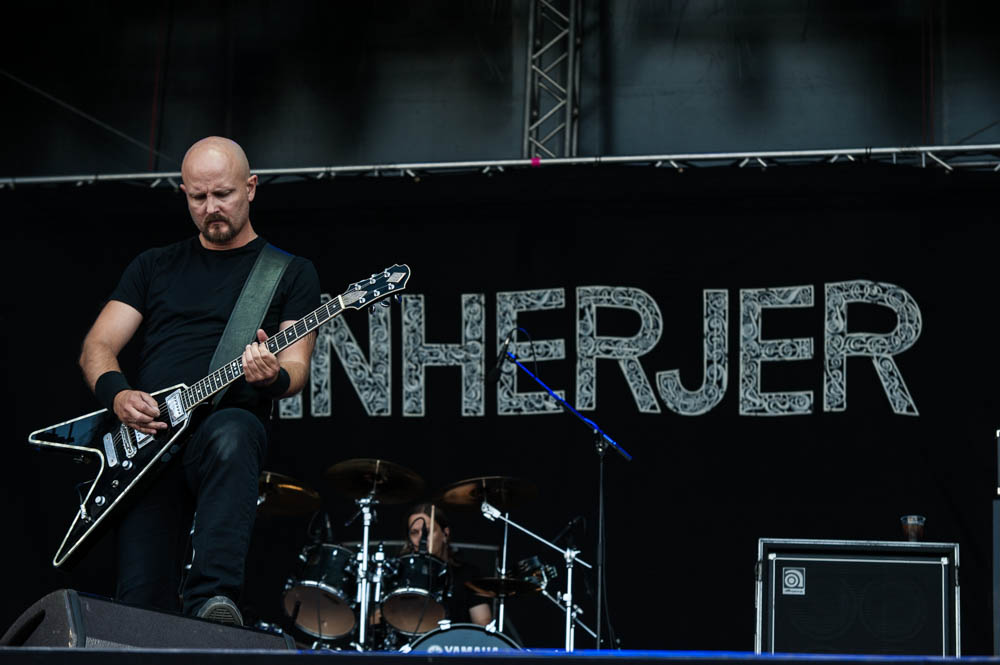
[577,286,663,413]
[739,286,814,416]
[496,289,566,415]
[824,280,921,415]
[657,289,729,415]
[402,294,486,416]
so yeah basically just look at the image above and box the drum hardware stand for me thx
[531,560,595,640]
[497,511,511,632]
[481,501,592,651]
[372,542,387,611]
[344,493,378,650]
[497,344,631,649]
[541,588,595,640]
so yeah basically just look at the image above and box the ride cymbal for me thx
[434,476,538,512]
[324,458,426,504]
[257,471,322,517]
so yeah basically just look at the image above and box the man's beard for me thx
[201,215,241,243]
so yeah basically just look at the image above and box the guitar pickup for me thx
[164,389,187,426]
[102,432,119,468]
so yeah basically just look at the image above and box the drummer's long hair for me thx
[400,502,456,562]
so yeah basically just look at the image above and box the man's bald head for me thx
[179,136,258,249]
[181,136,251,182]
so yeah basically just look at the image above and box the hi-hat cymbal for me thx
[258,471,321,517]
[465,575,541,598]
[324,458,426,504]
[435,476,537,512]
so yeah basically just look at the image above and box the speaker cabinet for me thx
[755,539,960,656]
[1,589,294,649]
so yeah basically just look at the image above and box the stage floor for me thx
[1,648,997,665]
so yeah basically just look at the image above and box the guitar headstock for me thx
[341,264,411,310]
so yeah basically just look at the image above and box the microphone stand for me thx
[500,348,631,649]
[481,502,592,651]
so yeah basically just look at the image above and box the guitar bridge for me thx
[119,425,137,458]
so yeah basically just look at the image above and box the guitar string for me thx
[102,270,415,469]
[110,298,345,449]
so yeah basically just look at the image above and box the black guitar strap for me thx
[209,242,293,409]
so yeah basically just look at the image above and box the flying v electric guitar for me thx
[29,264,411,568]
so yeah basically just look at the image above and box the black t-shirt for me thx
[445,559,489,622]
[109,235,320,417]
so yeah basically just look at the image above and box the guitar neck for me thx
[179,293,351,411]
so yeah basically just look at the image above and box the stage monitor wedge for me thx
[755,539,959,657]
[1,589,294,650]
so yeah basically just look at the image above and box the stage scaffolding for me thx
[522,0,582,159]
[2,144,998,190]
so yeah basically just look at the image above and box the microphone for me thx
[552,516,585,544]
[487,330,515,383]
[324,512,334,543]
[419,523,428,554]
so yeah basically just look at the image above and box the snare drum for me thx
[404,623,520,653]
[380,553,448,634]
[283,544,357,639]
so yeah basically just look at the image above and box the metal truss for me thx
[2,144,998,189]
[522,0,581,159]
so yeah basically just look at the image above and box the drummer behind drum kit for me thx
[256,459,565,652]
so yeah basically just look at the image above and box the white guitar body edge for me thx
[29,383,191,567]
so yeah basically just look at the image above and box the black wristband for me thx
[95,371,131,412]
[259,367,291,399]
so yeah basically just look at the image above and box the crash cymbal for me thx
[465,575,541,598]
[257,471,321,517]
[324,458,426,504]
[435,476,537,512]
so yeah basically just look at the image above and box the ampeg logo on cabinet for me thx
[782,567,806,595]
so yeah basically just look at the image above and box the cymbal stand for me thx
[481,501,592,652]
[346,494,377,650]
[497,512,510,632]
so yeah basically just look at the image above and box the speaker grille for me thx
[769,555,947,655]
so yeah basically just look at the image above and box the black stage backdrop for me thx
[4,164,998,652]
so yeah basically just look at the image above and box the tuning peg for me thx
[379,299,391,308]
[393,294,401,303]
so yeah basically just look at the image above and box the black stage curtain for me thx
[6,163,998,651]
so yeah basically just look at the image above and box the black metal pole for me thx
[595,435,607,649]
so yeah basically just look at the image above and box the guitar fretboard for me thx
[179,293,349,410]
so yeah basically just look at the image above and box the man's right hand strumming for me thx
[113,389,167,435]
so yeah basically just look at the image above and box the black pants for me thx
[115,408,268,615]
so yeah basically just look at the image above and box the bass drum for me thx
[283,544,357,639]
[403,623,520,653]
